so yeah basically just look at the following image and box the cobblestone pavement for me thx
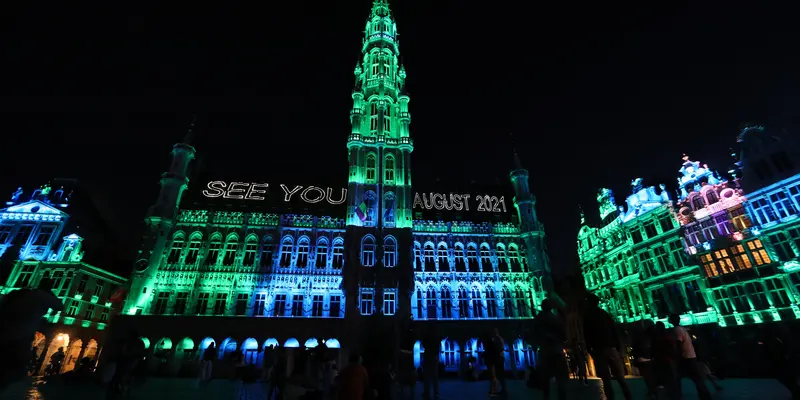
[0,377,793,400]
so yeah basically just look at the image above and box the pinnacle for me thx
[371,0,391,17]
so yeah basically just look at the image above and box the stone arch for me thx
[284,338,300,348]
[198,337,215,360]
[174,337,195,361]
[62,338,83,373]
[304,338,319,348]
[242,338,259,365]
[219,337,238,360]
[441,337,460,371]
[140,337,151,349]
[325,338,341,349]
[83,339,99,361]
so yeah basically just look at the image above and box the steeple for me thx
[371,0,391,18]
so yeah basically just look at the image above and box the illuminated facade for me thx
[0,184,127,374]
[579,126,800,331]
[118,0,548,376]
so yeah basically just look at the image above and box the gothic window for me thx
[383,236,396,267]
[457,287,469,319]
[467,243,479,272]
[480,244,492,271]
[453,243,466,272]
[222,235,239,266]
[414,242,423,270]
[370,103,379,132]
[508,245,520,271]
[296,237,310,267]
[437,243,449,272]
[332,239,344,269]
[423,243,435,272]
[185,233,202,265]
[496,244,508,272]
[441,286,452,319]
[33,225,55,246]
[426,287,437,319]
[273,294,287,317]
[315,238,328,268]
[383,106,391,131]
[362,236,376,267]
[206,235,222,266]
[471,288,483,318]
[503,287,515,318]
[383,290,396,315]
[770,191,797,219]
[751,198,777,225]
[363,191,377,225]
[384,192,396,227]
[515,287,529,317]
[167,233,184,263]
[691,195,705,210]
[366,154,377,182]
[706,189,719,205]
[260,236,274,268]
[416,288,424,319]
[485,287,497,318]
[243,236,258,266]
[442,339,458,369]
[360,289,374,315]
[384,155,395,183]
[279,237,293,267]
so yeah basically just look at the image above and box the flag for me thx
[355,201,368,222]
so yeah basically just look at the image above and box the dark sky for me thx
[0,0,797,275]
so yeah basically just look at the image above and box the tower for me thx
[509,150,553,295]
[343,0,414,345]
[125,125,196,314]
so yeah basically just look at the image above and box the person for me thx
[267,348,287,400]
[0,288,63,394]
[651,321,680,400]
[106,329,146,400]
[582,294,632,400]
[199,342,215,383]
[669,314,711,400]
[422,327,440,400]
[632,323,657,400]
[397,327,417,399]
[573,344,588,386]
[489,328,507,396]
[338,352,371,400]
[532,299,569,400]
[48,347,66,376]
[262,344,276,382]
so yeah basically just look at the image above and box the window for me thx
[384,192,396,227]
[653,246,670,272]
[712,249,736,275]
[383,237,396,267]
[714,289,732,314]
[167,235,184,263]
[195,293,210,315]
[747,239,772,265]
[766,279,790,307]
[384,155,395,182]
[659,216,674,233]
[330,295,342,318]
[369,103,379,131]
[496,245,508,272]
[457,288,469,319]
[213,293,228,315]
[467,244,479,271]
[426,287,437,319]
[516,288,529,317]
[691,195,706,210]
[207,237,222,265]
[152,292,169,314]
[14,264,35,288]
[480,245,491,271]
[14,225,33,245]
[686,281,707,312]
[699,219,718,241]
[366,154,377,182]
[316,241,328,268]
[768,232,796,260]
[668,241,685,270]
[243,239,258,266]
[383,291,396,315]
[638,252,656,278]
[630,229,643,244]
[66,300,79,317]
[100,308,109,322]
[745,282,768,310]
[260,238,274,268]
[471,288,483,318]
[485,288,497,318]
[364,191,377,225]
[76,276,88,293]
[503,288,515,318]
[730,286,749,311]
[414,243,422,270]
[437,244,449,271]
[93,281,104,297]
[454,244,466,271]
[312,295,324,317]
[729,206,752,231]
[174,292,189,315]
[33,226,55,246]
[644,222,658,239]
[332,241,344,269]
[292,294,304,317]
[509,246,521,271]
[296,238,309,267]
[442,339,458,369]
[0,225,12,243]
[416,289,424,319]
[789,185,800,210]
[185,235,202,264]
[441,287,452,318]
[223,237,238,265]
[751,198,777,225]
[273,294,287,317]
[253,293,266,316]
[423,244,435,271]
[730,244,752,270]
[362,236,376,267]
[280,239,293,267]
[360,290,374,315]
[706,190,719,205]
[700,253,717,277]
[770,191,797,219]
[235,293,249,315]
[84,304,95,320]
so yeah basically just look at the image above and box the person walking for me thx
[422,328,441,400]
[668,314,711,400]
[532,299,569,400]
[582,294,632,400]
[489,328,508,397]
[338,352,372,400]
[632,323,657,400]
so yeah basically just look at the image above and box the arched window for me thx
[383,192,396,227]
[426,287,437,319]
[384,155,395,182]
[416,288,424,319]
[366,154,377,182]
[222,234,239,266]
[437,244,449,272]
[516,287,529,317]
[260,236,274,268]
[442,339,459,369]
[706,190,719,205]
[503,287,515,318]
[454,243,466,272]
[471,288,483,318]
[496,244,508,272]
[467,243,479,272]
[486,287,497,318]
[362,236,376,267]
[243,235,258,266]
[167,233,184,263]
[296,237,310,267]
[315,238,328,268]
[383,236,396,267]
[457,287,469,319]
[441,286,452,319]
[185,233,202,265]
[423,243,435,271]
[480,244,492,271]
[279,237,293,267]
[332,238,344,269]
[691,195,705,210]
[508,244,520,271]
[414,242,422,270]
[206,235,222,266]
[363,191,377,226]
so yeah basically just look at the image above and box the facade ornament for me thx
[10,187,22,202]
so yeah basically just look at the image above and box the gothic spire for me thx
[371,0,391,18]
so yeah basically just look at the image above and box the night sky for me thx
[1,1,797,275]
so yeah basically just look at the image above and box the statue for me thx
[631,177,643,193]
[40,184,52,196]
[10,187,22,202]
